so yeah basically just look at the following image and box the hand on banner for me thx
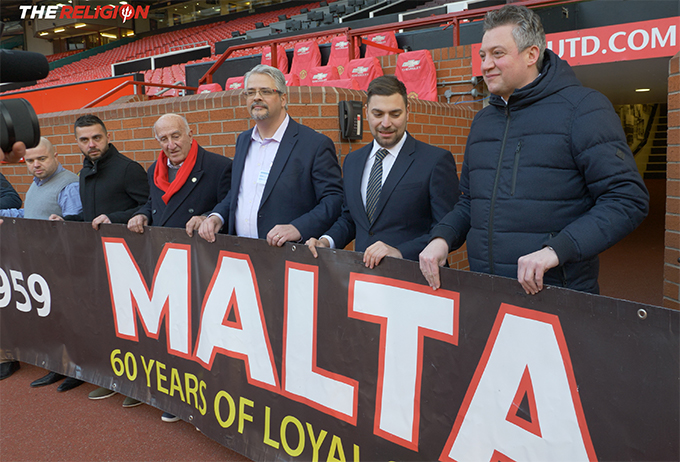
[0,142,26,163]
[266,224,301,247]
[363,241,402,269]
[49,214,64,221]
[198,215,222,243]
[127,214,149,234]
[517,246,560,295]
[185,215,207,237]
[306,237,330,258]
[419,238,450,290]
[92,214,111,230]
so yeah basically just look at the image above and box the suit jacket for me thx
[138,145,232,229]
[326,134,460,261]
[212,118,343,240]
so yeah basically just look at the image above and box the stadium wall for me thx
[665,51,680,309]
[0,44,478,270]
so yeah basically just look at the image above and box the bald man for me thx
[0,137,83,390]
[1,137,82,220]
[127,113,232,234]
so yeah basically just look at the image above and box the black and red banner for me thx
[1,219,678,461]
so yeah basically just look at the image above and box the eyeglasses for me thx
[243,88,282,98]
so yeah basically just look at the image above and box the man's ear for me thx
[525,44,541,68]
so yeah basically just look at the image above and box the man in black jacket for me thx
[57,114,148,227]
[419,5,648,295]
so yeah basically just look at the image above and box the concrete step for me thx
[644,171,666,179]
[649,154,667,163]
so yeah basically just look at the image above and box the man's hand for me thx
[92,214,111,230]
[198,215,222,243]
[419,238,450,290]
[266,224,301,247]
[186,216,207,237]
[517,247,560,295]
[48,214,64,221]
[363,241,402,269]
[306,237,330,258]
[0,142,26,163]
[127,214,148,234]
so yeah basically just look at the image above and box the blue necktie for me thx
[366,148,389,223]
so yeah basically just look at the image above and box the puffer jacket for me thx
[432,49,649,294]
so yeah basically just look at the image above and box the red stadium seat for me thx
[395,50,438,101]
[290,40,322,86]
[327,35,361,77]
[261,45,289,73]
[345,57,383,91]
[364,31,399,57]
[197,83,223,93]
[284,73,300,86]
[225,76,245,91]
[310,79,361,90]
[308,65,340,85]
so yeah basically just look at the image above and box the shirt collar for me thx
[34,164,65,186]
[371,132,408,159]
[167,157,183,169]
[251,114,290,144]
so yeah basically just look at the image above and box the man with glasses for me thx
[195,64,343,246]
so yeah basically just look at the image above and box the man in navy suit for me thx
[196,64,343,245]
[306,75,459,268]
[128,113,232,233]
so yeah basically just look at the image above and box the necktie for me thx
[366,148,389,223]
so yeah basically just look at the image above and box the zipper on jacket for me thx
[510,141,522,196]
[488,107,511,274]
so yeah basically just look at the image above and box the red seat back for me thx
[395,50,438,102]
[364,31,399,57]
[225,76,245,91]
[328,35,361,77]
[284,73,300,86]
[308,65,340,85]
[310,79,361,90]
[261,45,289,73]
[197,83,223,93]
[345,57,383,91]
[290,40,322,86]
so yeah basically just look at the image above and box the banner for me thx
[1,219,678,461]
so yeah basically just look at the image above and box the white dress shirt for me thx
[234,115,290,238]
[323,132,408,248]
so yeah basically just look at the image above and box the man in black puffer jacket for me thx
[420,4,649,295]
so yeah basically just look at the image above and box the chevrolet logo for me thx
[312,73,328,80]
[402,59,421,69]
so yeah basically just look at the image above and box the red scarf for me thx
[153,139,199,204]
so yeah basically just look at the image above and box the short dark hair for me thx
[483,5,546,71]
[367,75,408,107]
[74,114,107,135]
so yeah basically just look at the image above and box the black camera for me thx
[0,98,41,154]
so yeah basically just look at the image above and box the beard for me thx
[250,101,270,121]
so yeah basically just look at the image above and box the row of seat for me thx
[199,35,437,101]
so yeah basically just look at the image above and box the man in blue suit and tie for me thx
[196,64,343,245]
[306,75,459,268]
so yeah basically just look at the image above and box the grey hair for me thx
[483,4,546,70]
[153,113,191,139]
[244,64,288,96]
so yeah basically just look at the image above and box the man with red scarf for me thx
[126,113,231,423]
[127,113,232,233]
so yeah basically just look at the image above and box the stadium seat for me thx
[290,40,322,86]
[328,35,361,77]
[394,49,438,101]
[310,79,361,90]
[284,73,300,86]
[261,45,289,73]
[197,83,223,93]
[308,65,340,85]
[364,31,400,57]
[345,57,383,91]
[225,76,245,91]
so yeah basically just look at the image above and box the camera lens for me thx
[0,98,40,153]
